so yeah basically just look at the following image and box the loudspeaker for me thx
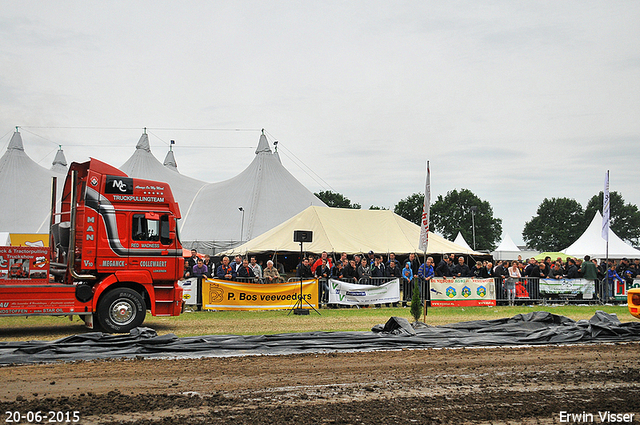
[293,230,313,243]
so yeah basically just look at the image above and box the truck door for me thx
[129,212,178,280]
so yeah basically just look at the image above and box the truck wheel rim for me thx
[110,300,135,325]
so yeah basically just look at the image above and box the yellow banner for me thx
[202,278,319,311]
[9,234,49,247]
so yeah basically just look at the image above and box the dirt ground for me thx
[0,342,638,424]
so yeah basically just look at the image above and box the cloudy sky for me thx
[1,1,639,246]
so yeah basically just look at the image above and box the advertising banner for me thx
[430,277,496,307]
[178,278,198,305]
[202,278,318,311]
[328,278,400,306]
[0,246,49,281]
[539,278,594,299]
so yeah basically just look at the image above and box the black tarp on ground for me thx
[1,311,639,365]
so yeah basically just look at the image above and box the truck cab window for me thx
[160,214,171,246]
[132,214,160,242]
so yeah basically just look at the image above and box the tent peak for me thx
[255,132,272,154]
[7,131,24,151]
[51,146,68,172]
[135,132,151,152]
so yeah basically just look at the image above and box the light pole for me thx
[470,206,478,250]
[238,207,245,242]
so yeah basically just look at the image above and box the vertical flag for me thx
[602,170,610,242]
[419,161,430,252]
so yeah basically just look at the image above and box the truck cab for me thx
[0,158,184,332]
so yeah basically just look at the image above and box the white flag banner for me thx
[328,278,400,305]
[419,161,430,252]
[602,170,610,242]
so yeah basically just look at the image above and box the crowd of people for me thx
[182,248,640,304]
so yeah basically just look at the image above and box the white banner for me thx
[539,278,594,299]
[178,277,198,305]
[602,170,610,242]
[328,278,400,305]
[430,277,496,307]
[419,161,430,252]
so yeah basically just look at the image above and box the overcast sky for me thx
[1,1,639,246]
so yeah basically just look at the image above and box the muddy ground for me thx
[0,342,638,424]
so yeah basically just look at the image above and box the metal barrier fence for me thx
[291,275,627,307]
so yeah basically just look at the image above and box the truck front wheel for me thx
[96,288,146,333]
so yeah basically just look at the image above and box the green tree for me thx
[522,198,587,251]
[369,205,388,210]
[410,279,423,322]
[430,189,502,251]
[584,191,640,245]
[394,193,424,225]
[314,190,361,209]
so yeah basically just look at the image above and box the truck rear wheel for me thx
[96,288,146,333]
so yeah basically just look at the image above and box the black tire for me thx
[96,288,146,333]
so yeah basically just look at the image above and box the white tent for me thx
[491,232,538,261]
[453,232,473,251]
[563,212,640,259]
[220,206,482,256]
[180,133,326,253]
[0,131,65,233]
[120,132,207,217]
[50,147,68,174]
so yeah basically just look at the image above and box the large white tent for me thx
[120,132,207,217]
[563,212,640,259]
[0,131,66,233]
[180,133,326,253]
[453,232,473,251]
[220,206,482,256]
[491,232,537,261]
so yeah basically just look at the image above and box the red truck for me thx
[0,158,184,332]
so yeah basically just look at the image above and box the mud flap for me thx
[82,314,95,329]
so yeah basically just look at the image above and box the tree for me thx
[369,205,388,210]
[410,279,422,323]
[584,191,640,245]
[314,190,361,209]
[430,189,502,251]
[394,193,424,225]
[522,198,587,251]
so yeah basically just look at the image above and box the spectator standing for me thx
[237,258,256,281]
[564,259,579,279]
[606,261,624,301]
[187,249,198,270]
[453,256,471,278]
[315,258,331,304]
[312,251,332,274]
[506,261,520,306]
[183,259,192,278]
[332,261,345,280]
[436,256,452,277]
[579,255,599,300]
[344,259,358,282]
[216,256,236,281]
[386,260,402,279]
[203,255,214,278]
[357,258,371,283]
[370,255,385,279]
[408,253,420,276]
[296,258,313,278]
[418,256,435,288]
[229,255,243,273]
[192,258,208,277]
[249,256,262,280]
[538,261,549,278]
[263,260,281,284]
